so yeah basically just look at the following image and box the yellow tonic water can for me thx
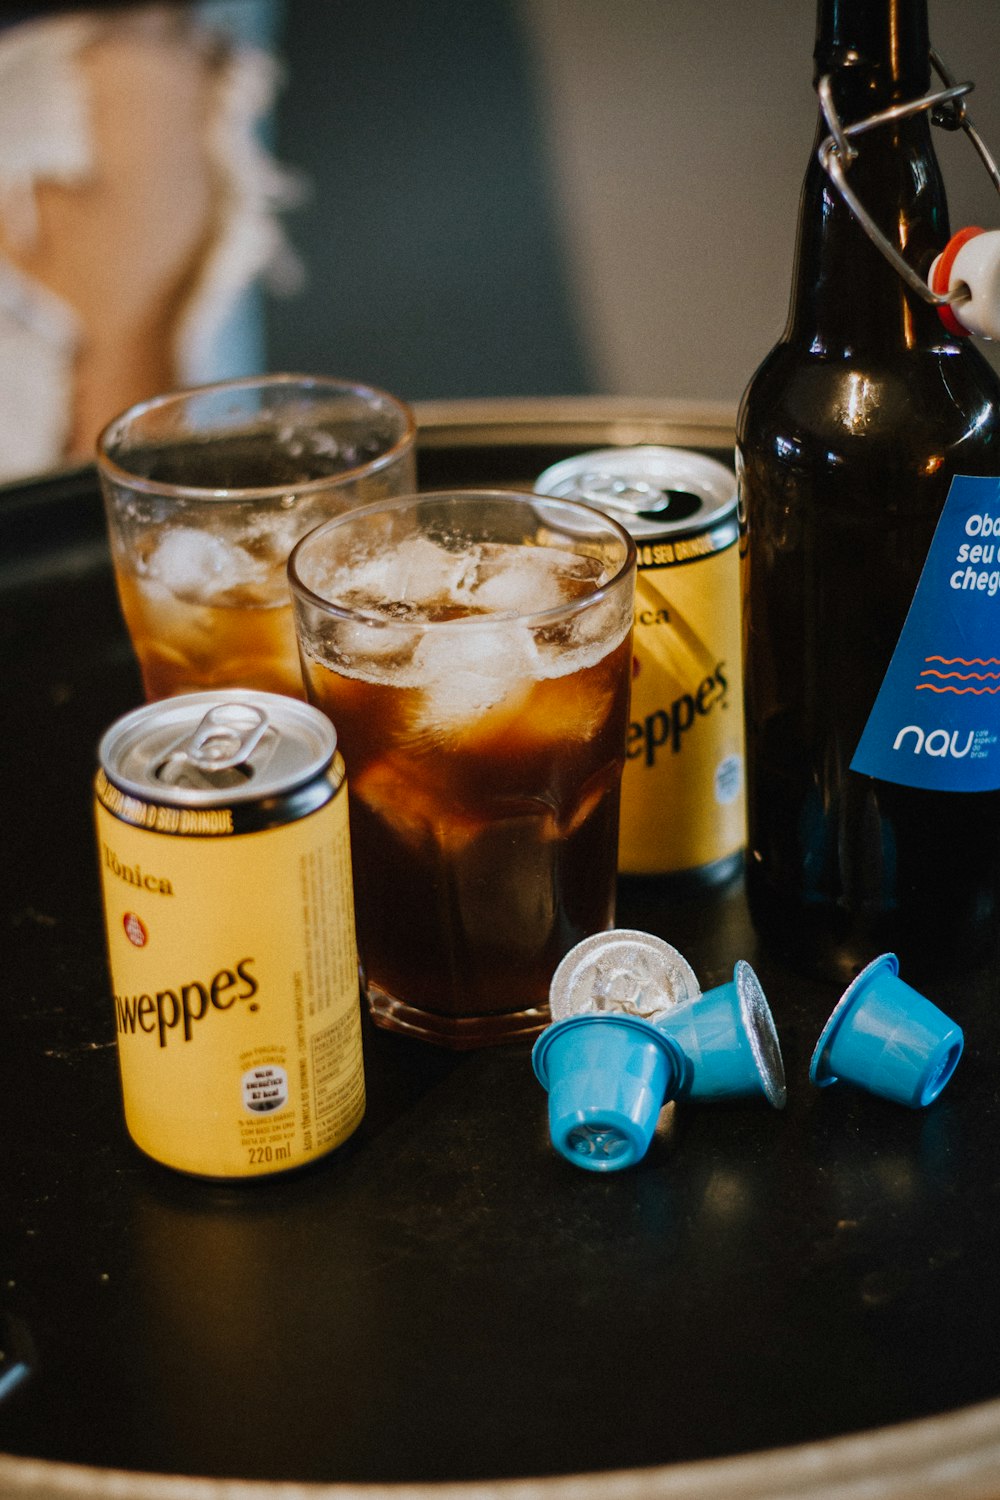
[94,690,365,1178]
[536,447,745,880]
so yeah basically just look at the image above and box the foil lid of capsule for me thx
[534,445,736,542]
[655,959,787,1108]
[549,929,701,1024]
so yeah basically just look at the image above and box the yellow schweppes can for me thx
[536,447,745,881]
[94,691,365,1179]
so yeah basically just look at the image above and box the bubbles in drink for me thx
[307,536,608,624]
[119,425,394,490]
[306,535,475,618]
[302,534,629,742]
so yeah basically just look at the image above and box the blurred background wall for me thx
[3,0,1000,479]
[265,0,1000,405]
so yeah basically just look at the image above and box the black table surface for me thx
[2,418,1000,1493]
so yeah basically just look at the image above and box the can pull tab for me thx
[570,471,703,524]
[183,703,270,769]
[156,702,270,787]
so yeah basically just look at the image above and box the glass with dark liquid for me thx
[289,490,637,1047]
[97,375,416,701]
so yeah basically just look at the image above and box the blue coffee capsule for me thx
[810,953,963,1108]
[532,1013,686,1172]
[655,959,787,1107]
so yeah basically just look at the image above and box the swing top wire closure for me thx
[818,49,1000,308]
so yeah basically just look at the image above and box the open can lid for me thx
[535,445,736,542]
[97,690,337,808]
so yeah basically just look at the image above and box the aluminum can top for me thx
[534,445,736,542]
[98,690,337,808]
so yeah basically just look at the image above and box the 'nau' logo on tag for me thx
[852,478,1000,792]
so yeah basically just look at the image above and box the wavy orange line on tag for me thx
[926,655,1000,666]
[920,669,1000,681]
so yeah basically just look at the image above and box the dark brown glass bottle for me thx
[737,0,1000,983]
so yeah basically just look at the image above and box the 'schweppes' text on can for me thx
[536,447,745,880]
[94,690,364,1179]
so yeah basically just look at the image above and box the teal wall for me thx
[264,0,593,402]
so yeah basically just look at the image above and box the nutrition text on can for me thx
[536,447,746,879]
[94,691,365,1179]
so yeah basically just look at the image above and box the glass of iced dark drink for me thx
[288,489,637,1047]
[97,375,416,701]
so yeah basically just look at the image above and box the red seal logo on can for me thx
[123,912,148,948]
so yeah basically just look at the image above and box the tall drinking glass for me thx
[289,489,637,1047]
[97,374,416,701]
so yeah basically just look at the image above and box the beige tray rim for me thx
[4,1394,1000,1499]
[411,395,737,453]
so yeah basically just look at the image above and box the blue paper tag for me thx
[851,474,1000,791]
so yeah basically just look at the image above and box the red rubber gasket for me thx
[932,226,984,336]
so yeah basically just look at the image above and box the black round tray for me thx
[2,398,1000,1499]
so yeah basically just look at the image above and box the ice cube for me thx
[351,753,481,851]
[449,811,559,957]
[410,620,538,733]
[349,756,434,849]
[336,617,417,673]
[147,527,268,604]
[366,536,479,614]
[470,543,597,617]
[242,505,309,561]
[390,536,473,606]
[333,537,469,616]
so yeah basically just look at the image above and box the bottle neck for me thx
[786,0,949,351]
[814,0,931,115]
